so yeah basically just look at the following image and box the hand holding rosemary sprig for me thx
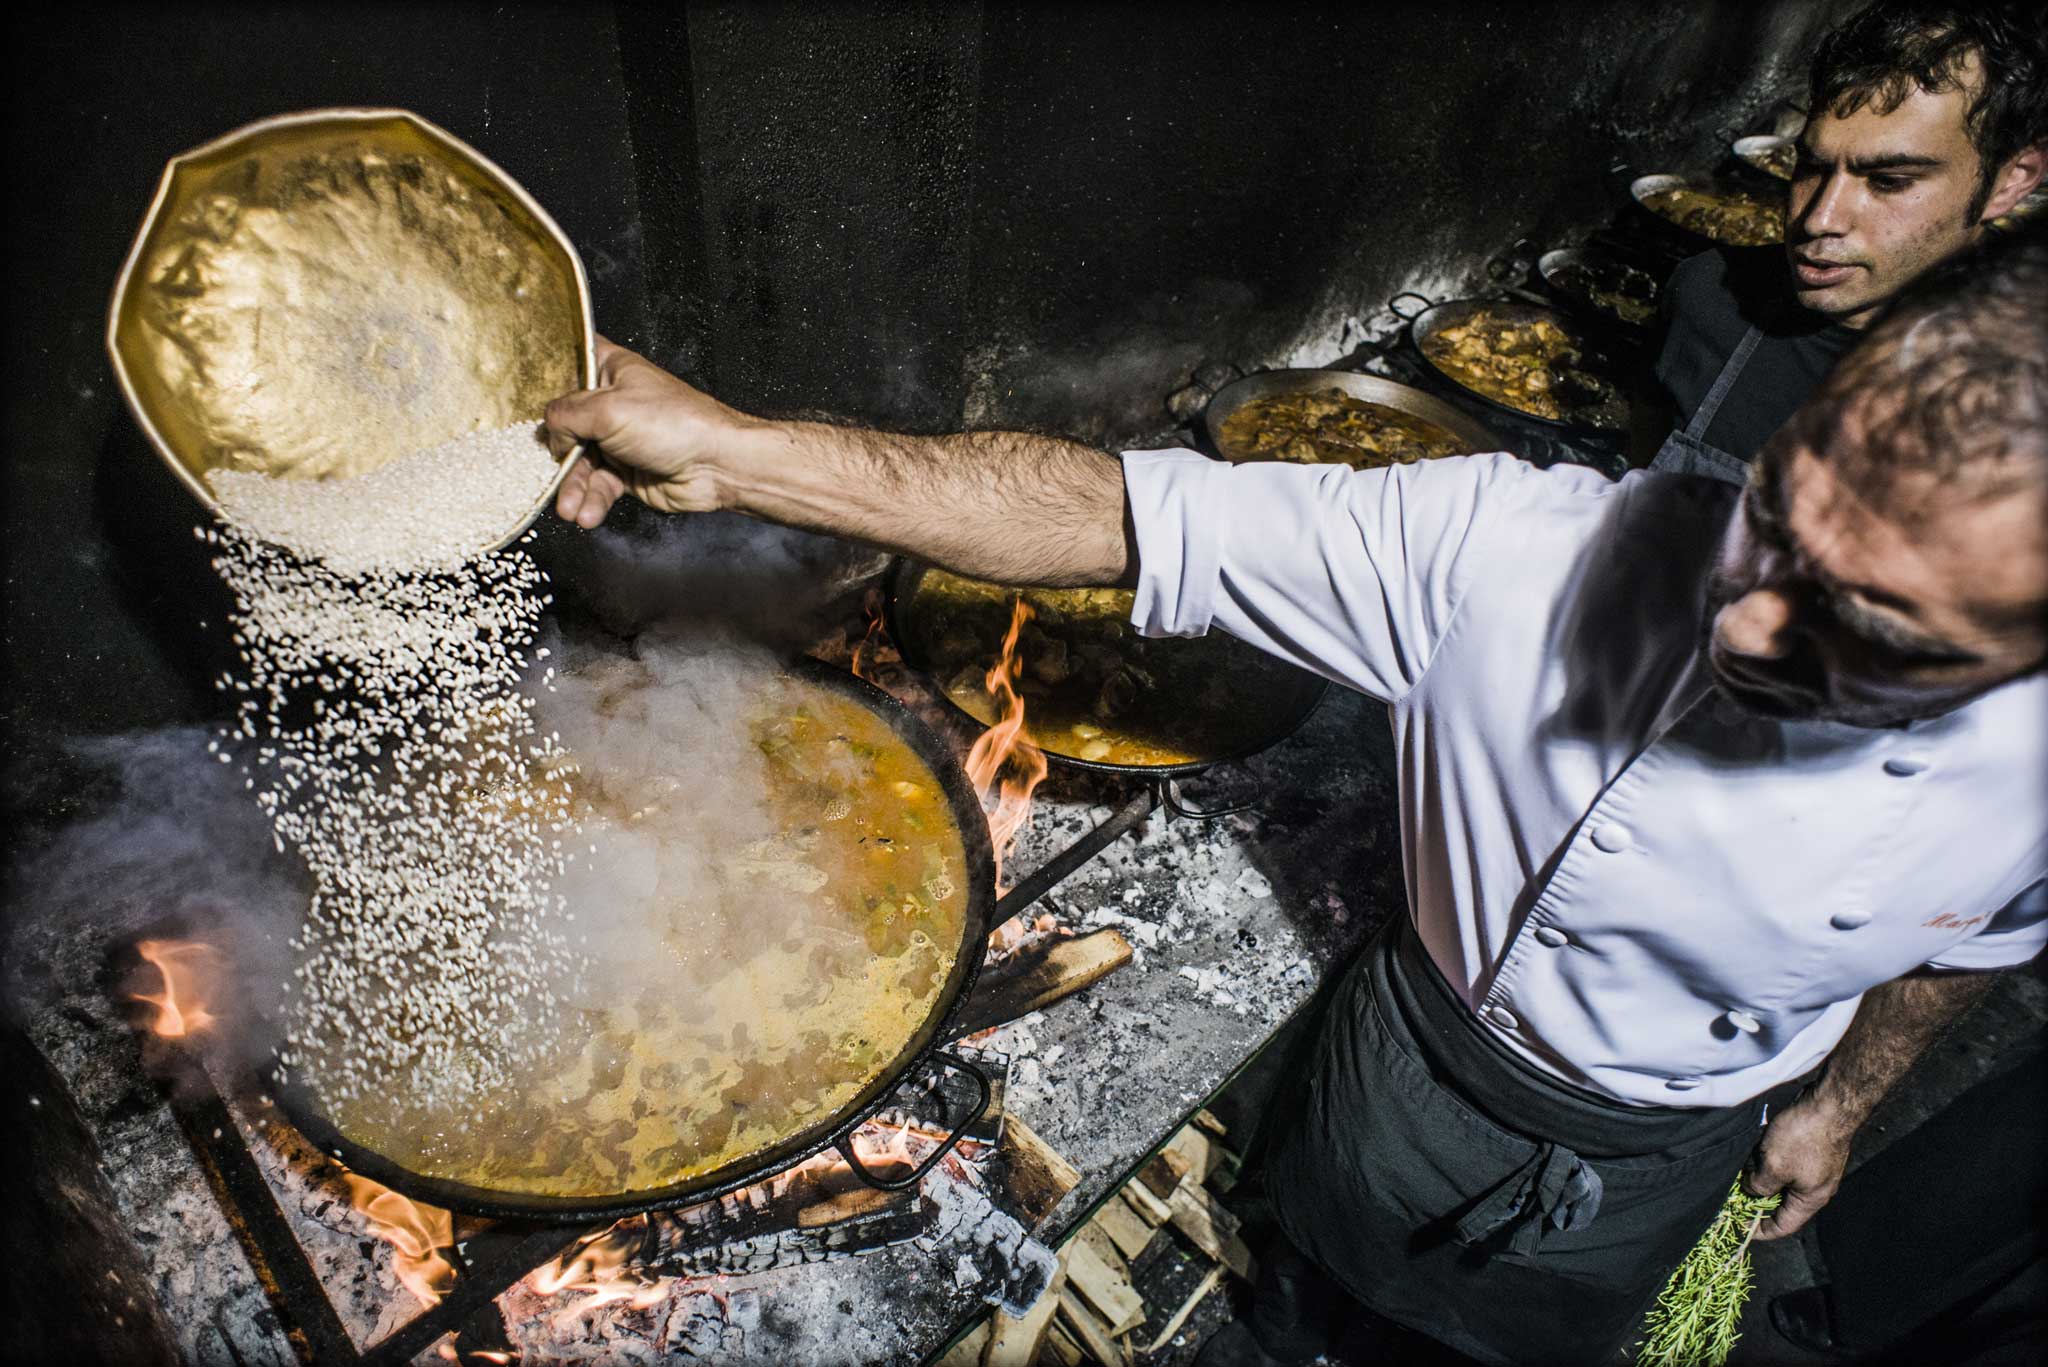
[1637,1180,1783,1367]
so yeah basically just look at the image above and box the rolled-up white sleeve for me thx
[1925,877,2048,971]
[1121,448,1529,701]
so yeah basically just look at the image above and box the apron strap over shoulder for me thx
[1650,324,1767,484]
[1683,325,1764,440]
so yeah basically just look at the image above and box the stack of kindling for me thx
[942,1112,1255,1367]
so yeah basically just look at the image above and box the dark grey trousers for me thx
[1264,921,1809,1366]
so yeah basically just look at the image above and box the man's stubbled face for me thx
[1786,57,2042,329]
[1703,421,2048,728]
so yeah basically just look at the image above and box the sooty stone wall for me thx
[4,0,1849,764]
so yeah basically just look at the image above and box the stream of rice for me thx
[203,423,581,1113]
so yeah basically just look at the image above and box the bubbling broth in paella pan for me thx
[298,662,970,1198]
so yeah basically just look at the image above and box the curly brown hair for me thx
[1810,2,2048,216]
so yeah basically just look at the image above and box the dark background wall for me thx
[3,0,1849,771]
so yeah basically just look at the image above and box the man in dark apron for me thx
[541,231,2048,1367]
[1641,1,2047,487]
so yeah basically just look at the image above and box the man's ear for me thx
[1978,143,2047,222]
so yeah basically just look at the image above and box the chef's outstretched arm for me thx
[1747,968,1996,1240]
[543,336,1133,588]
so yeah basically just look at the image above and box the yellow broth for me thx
[1643,186,1784,246]
[1217,390,1475,468]
[904,570,1315,768]
[305,677,970,1197]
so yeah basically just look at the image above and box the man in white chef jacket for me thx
[542,231,2048,1364]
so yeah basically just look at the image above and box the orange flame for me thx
[849,1114,924,1173]
[851,587,889,685]
[985,910,1064,959]
[341,1174,456,1306]
[132,940,219,1038]
[964,597,1049,892]
[530,1220,668,1320]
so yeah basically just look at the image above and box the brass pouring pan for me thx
[106,108,595,555]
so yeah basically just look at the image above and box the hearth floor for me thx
[15,681,1400,1365]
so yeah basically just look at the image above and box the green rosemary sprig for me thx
[1636,1179,1783,1367]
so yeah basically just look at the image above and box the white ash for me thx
[203,479,580,1115]
[912,1156,1059,1320]
[206,423,560,575]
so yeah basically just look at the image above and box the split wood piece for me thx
[981,1263,1067,1367]
[1042,1320,1085,1367]
[1165,1124,1222,1185]
[1068,1223,1146,1337]
[1141,1263,1227,1356]
[1055,1287,1129,1367]
[1120,1174,1173,1228]
[1167,1184,1256,1285]
[1136,1148,1192,1203]
[796,1186,903,1227]
[935,1319,993,1367]
[1192,1108,1229,1139]
[996,1113,1080,1233]
[956,928,1134,1037]
[1088,1192,1156,1262]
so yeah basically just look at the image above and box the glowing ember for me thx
[964,596,1049,892]
[131,939,219,1038]
[341,1174,456,1306]
[530,1221,669,1321]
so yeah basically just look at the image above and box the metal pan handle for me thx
[1388,291,1433,322]
[1162,776,1256,822]
[836,1050,992,1192]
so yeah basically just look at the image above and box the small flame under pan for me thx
[886,559,1327,778]
[269,657,997,1223]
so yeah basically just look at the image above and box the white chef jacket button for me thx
[1830,909,1873,930]
[1883,757,1928,777]
[1725,1009,1762,1034]
[1485,1006,1521,1031]
[1590,823,1633,853]
[1665,1077,1702,1092]
[1534,926,1570,948]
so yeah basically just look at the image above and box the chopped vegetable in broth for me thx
[303,675,969,1197]
[904,570,1319,768]
[1217,390,1475,468]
